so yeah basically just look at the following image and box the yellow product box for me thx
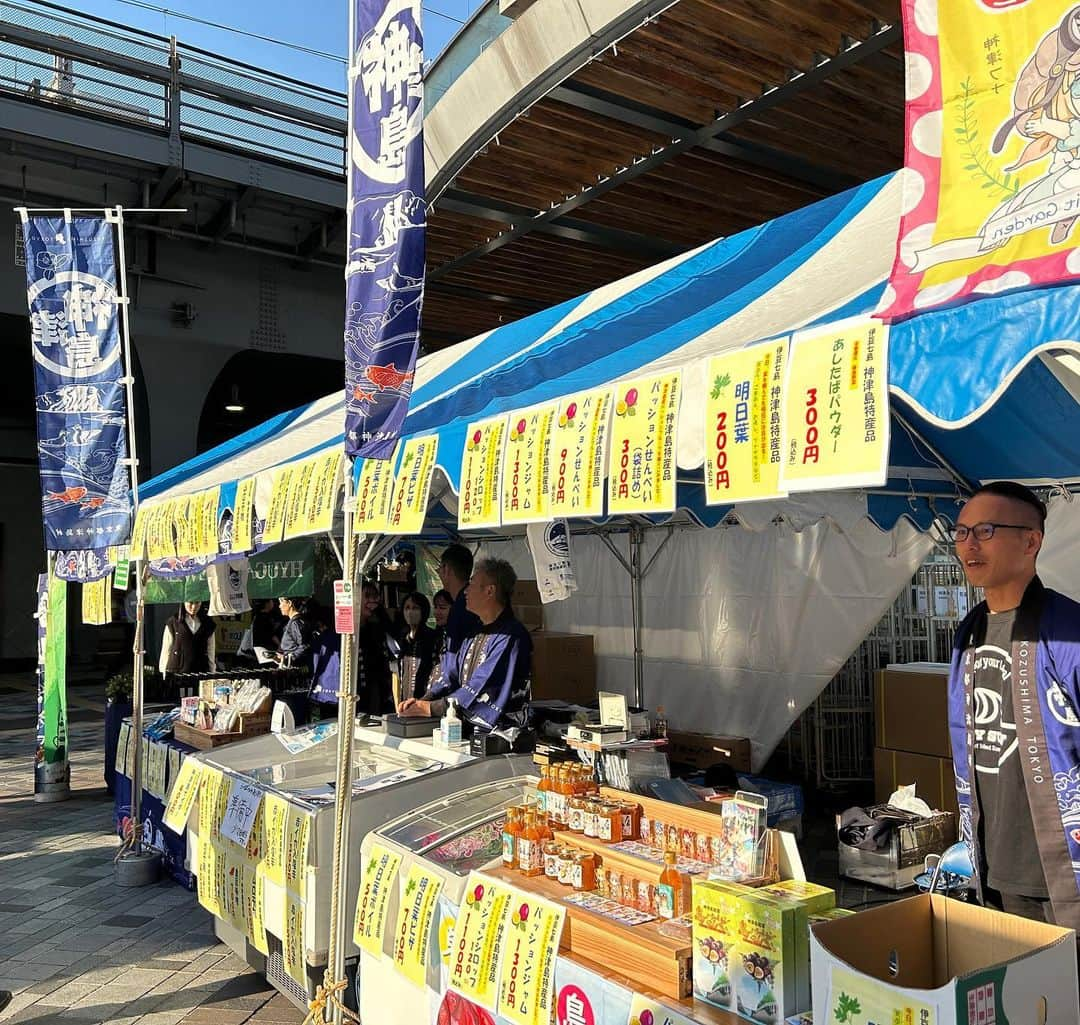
[758,880,836,917]
[692,880,810,1024]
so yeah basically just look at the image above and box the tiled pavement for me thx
[0,673,305,1025]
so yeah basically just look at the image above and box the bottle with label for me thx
[440,699,463,747]
[502,807,521,868]
[536,765,551,814]
[657,850,683,920]
[556,764,574,825]
[654,705,668,739]
[518,808,543,877]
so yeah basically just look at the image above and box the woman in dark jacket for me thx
[276,596,314,671]
[397,591,438,699]
[159,601,215,692]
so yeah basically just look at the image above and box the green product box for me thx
[692,879,811,1025]
[758,880,836,916]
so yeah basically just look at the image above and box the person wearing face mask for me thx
[358,581,394,715]
[398,591,438,699]
[159,601,216,690]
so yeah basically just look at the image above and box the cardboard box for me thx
[838,808,956,890]
[874,663,951,758]
[811,894,1078,1024]
[692,879,811,1023]
[667,731,753,773]
[530,631,595,704]
[512,578,543,631]
[874,747,959,818]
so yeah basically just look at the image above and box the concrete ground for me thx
[0,672,304,1025]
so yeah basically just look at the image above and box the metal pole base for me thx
[33,782,71,803]
[114,850,161,887]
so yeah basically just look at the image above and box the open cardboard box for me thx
[811,894,1078,1024]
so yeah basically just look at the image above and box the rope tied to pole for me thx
[301,971,362,1025]
[114,815,139,863]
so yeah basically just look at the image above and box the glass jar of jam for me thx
[617,801,640,842]
[583,799,600,839]
[556,846,575,886]
[598,803,622,843]
[568,797,586,834]
[542,840,560,879]
[572,852,596,891]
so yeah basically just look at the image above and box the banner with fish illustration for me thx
[883,0,1080,317]
[343,0,426,460]
[22,214,132,550]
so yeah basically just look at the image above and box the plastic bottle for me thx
[440,699,462,747]
[502,807,521,868]
[657,850,683,919]
[654,705,668,739]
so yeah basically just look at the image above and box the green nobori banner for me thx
[144,538,316,606]
[35,570,69,797]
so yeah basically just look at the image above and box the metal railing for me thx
[0,0,348,175]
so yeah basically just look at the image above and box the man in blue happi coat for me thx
[948,481,1080,930]
[397,556,532,733]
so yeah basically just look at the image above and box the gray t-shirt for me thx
[972,609,1048,897]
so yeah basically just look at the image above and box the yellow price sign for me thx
[388,434,439,536]
[263,465,295,545]
[549,388,613,519]
[163,756,202,833]
[496,890,565,1025]
[459,416,507,530]
[703,339,788,505]
[232,477,256,553]
[283,458,316,539]
[501,402,556,525]
[353,844,403,956]
[392,864,445,987]
[263,793,288,887]
[447,874,512,1012]
[354,449,397,534]
[305,450,342,534]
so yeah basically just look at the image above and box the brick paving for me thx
[0,673,305,1025]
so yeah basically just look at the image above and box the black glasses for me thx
[948,522,1037,543]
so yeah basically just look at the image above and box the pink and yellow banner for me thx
[548,388,613,520]
[459,416,507,530]
[388,434,439,536]
[885,0,1080,317]
[501,403,556,525]
[779,318,890,493]
[606,372,682,515]
[703,339,788,505]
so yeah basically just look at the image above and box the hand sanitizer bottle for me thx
[440,699,462,747]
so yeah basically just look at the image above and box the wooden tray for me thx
[490,865,692,1000]
[174,715,269,751]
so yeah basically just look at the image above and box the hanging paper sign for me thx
[392,864,445,986]
[607,371,682,515]
[146,501,177,561]
[248,863,269,956]
[164,756,202,833]
[197,837,221,916]
[232,477,256,553]
[883,0,1080,318]
[198,488,222,557]
[502,402,556,525]
[114,721,130,777]
[334,579,356,635]
[129,503,149,560]
[169,496,191,558]
[220,778,263,848]
[284,807,312,898]
[448,874,513,1011]
[704,339,788,505]
[353,843,403,956]
[263,465,295,545]
[549,388,613,520]
[22,214,133,551]
[263,794,288,887]
[284,458,316,540]
[343,0,425,460]
[459,416,507,530]
[284,892,307,987]
[779,318,890,492]
[495,891,565,1025]
[81,574,111,625]
[388,434,438,535]
[305,450,342,534]
[197,765,225,841]
[354,448,397,534]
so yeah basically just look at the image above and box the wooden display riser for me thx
[490,865,692,1000]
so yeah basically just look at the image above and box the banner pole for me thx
[111,205,159,885]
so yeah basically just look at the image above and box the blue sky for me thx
[72,0,475,91]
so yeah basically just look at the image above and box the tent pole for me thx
[629,524,645,709]
[326,458,357,1025]
[892,410,976,495]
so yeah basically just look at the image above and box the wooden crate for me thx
[174,712,270,751]
[490,866,692,999]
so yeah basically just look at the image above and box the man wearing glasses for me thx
[947,481,1080,931]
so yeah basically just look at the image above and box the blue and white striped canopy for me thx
[141,170,1080,532]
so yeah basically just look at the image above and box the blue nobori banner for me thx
[344,0,426,460]
[22,214,132,550]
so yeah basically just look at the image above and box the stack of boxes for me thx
[691,878,839,1023]
[873,663,958,816]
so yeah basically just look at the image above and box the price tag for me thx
[334,579,355,634]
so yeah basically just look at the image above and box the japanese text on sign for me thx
[459,416,508,530]
[501,403,556,524]
[549,389,613,520]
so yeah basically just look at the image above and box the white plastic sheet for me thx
[482,501,932,770]
[1040,495,1080,601]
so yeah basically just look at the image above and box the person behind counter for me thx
[275,596,313,670]
[431,588,451,657]
[358,581,395,715]
[398,591,438,699]
[437,543,481,658]
[398,557,531,733]
[159,601,216,687]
